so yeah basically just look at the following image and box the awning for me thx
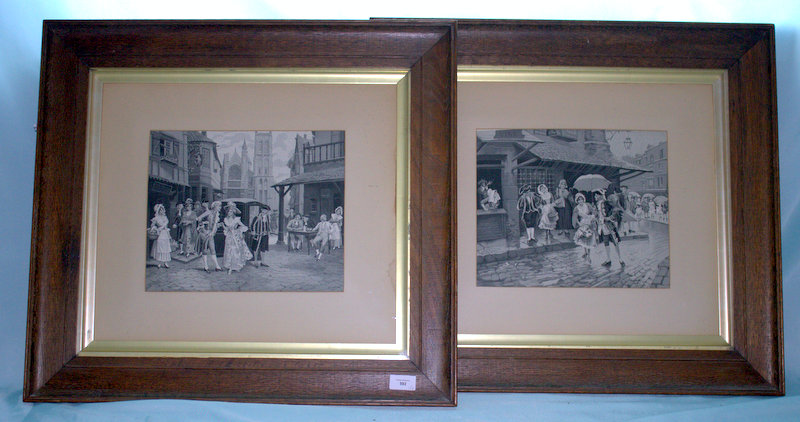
[272,167,344,188]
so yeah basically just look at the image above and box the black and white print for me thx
[146,130,345,292]
[476,129,669,288]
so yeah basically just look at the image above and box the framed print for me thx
[456,21,783,395]
[24,20,456,405]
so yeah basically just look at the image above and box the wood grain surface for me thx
[456,20,783,395]
[24,20,457,405]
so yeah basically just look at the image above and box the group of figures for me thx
[148,199,345,272]
[148,198,266,273]
[480,178,668,268]
[285,207,344,260]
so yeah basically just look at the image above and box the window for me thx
[517,167,556,192]
[660,149,664,159]
[229,164,242,180]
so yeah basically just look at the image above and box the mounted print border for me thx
[456,20,783,395]
[24,20,456,405]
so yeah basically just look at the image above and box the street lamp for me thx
[624,136,632,150]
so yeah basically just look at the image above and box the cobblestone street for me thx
[146,244,344,292]
[477,221,669,288]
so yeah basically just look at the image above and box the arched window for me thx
[229,164,241,180]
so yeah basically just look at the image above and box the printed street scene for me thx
[476,129,669,288]
[145,130,345,291]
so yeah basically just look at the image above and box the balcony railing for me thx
[304,141,344,165]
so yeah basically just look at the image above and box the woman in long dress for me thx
[329,206,344,249]
[571,193,596,262]
[149,204,172,268]
[222,201,253,274]
[537,184,558,244]
[554,179,574,238]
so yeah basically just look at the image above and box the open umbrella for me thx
[572,174,611,192]
[627,191,640,199]
[642,193,655,200]
[654,195,668,205]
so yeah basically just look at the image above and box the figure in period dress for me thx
[478,179,501,211]
[172,203,184,253]
[249,206,271,267]
[180,199,198,256]
[517,184,541,246]
[287,213,306,251]
[149,204,172,268]
[595,189,625,268]
[196,200,222,272]
[329,206,344,249]
[537,184,558,244]
[554,179,574,237]
[311,214,332,260]
[222,202,253,273]
[571,193,597,261]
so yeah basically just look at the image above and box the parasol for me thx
[627,191,640,198]
[573,174,611,192]
[642,193,655,200]
[654,195,668,205]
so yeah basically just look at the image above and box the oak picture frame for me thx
[24,20,456,405]
[455,20,784,395]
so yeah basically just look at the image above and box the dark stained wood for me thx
[458,20,771,69]
[456,20,783,396]
[24,20,456,405]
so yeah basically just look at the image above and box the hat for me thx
[335,206,343,214]
[224,201,241,214]
[153,203,165,214]
[210,200,222,210]
[593,188,606,199]
[575,193,586,203]
[518,184,533,195]
[184,198,194,204]
[537,184,549,195]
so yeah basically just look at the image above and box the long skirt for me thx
[330,223,342,248]
[555,202,573,231]
[223,233,253,271]
[181,226,196,254]
[151,232,172,262]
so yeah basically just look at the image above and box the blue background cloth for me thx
[2,1,799,420]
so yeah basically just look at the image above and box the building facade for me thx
[185,131,223,204]
[221,139,255,199]
[148,131,190,225]
[476,129,649,250]
[623,141,668,196]
[285,131,345,221]
[253,131,277,209]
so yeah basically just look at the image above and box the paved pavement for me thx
[477,222,669,288]
[146,244,344,292]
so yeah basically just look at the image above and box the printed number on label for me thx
[389,374,417,391]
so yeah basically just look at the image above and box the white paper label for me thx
[389,374,417,391]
